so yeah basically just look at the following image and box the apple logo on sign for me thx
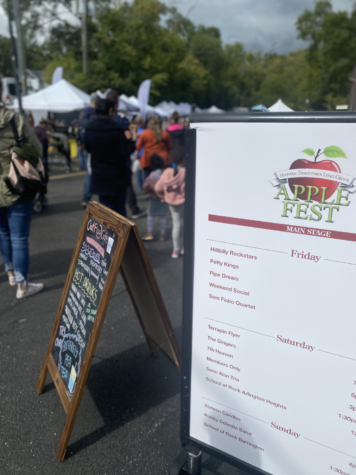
[288,146,347,202]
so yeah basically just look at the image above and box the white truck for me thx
[1,70,41,105]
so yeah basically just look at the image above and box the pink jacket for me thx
[154,168,185,206]
[143,170,162,200]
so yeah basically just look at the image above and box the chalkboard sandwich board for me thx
[37,202,181,461]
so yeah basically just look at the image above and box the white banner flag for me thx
[52,67,63,85]
[137,79,151,118]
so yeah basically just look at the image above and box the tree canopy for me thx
[1,0,355,110]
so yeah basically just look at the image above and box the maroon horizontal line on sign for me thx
[303,437,355,458]
[318,349,356,362]
[324,259,356,266]
[207,239,288,254]
[209,215,356,243]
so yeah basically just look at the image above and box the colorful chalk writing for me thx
[52,217,118,398]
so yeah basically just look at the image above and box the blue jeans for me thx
[82,154,92,203]
[83,172,92,203]
[99,193,127,217]
[0,200,33,283]
[137,170,143,191]
[78,148,87,171]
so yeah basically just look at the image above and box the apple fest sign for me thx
[181,118,356,475]
[271,145,355,224]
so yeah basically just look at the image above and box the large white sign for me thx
[190,122,356,475]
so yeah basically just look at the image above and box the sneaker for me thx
[16,283,44,299]
[180,248,184,255]
[81,202,87,208]
[131,208,146,219]
[8,275,16,286]
[159,234,166,241]
[142,233,154,241]
[171,250,179,259]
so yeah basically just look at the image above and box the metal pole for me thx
[81,0,88,74]
[185,446,202,474]
[12,0,27,95]
[5,0,23,114]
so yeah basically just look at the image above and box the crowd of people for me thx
[0,80,188,300]
[79,91,187,258]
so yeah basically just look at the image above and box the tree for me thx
[0,36,13,77]
[5,0,356,110]
[44,0,210,104]
[296,0,356,109]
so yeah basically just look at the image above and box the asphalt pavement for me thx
[0,164,248,475]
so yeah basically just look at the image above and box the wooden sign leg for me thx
[57,394,82,461]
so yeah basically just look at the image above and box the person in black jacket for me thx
[84,99,135,216]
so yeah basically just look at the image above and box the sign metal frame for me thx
[180,112,356,474]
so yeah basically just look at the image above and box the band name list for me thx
[209,247,256,309]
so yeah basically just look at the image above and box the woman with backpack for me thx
[135,116,172,178]
[0,79,44,298]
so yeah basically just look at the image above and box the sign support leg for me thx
[170,446,202,475]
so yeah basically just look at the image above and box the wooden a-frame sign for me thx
[37,202,181,461]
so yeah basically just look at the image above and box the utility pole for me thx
[5,0,23,114]
[12,0,27,95]
[81,0,88,74]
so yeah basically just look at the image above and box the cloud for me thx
[163,0,354,54]
[0,0,353,54]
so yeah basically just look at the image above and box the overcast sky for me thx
[0,0,354,54]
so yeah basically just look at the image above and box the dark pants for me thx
[99,193,127,217]
[0,199,33,283]
[143,167,150,179]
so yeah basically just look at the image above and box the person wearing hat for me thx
[0,78,44,298]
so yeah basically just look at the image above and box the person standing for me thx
[142,154,168,241]
[84,98,135,216]
[135,116,172,178]
[106,90,145,219]
[167,111,185,149]
[34,119,49,175]
[0,79,44,298]
[154,147,185,258]
[134,116,146,190]
[78,92,99,208]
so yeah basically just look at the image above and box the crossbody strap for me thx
[10,116,19,141]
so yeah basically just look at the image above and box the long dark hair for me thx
[171,111,179,123]
[150,153,165,171]
[95,98,114,116]
[170,146,185,176]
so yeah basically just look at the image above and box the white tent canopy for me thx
[12,79,90,125]
[119,95,173,117]
[269,99,294,112]
[205,105,224,114]
[14,79,90,112]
